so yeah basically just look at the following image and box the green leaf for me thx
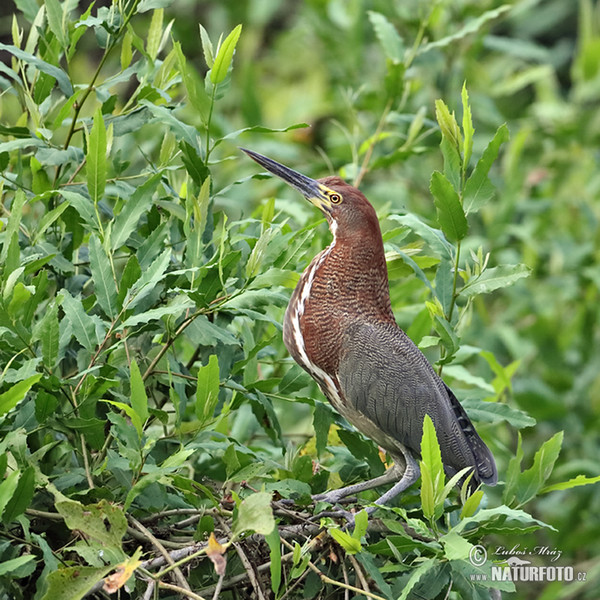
[461,83,474,169]
[352,510,368,541]
[119,294,194,329]
[460,398,536,429]
[420,414,444,521]
[199,24,214,68]
[56,499,127,548]
[0,555,36,577]
[146,7,163,60]
[460,264,531,297]
[463,123,510,213]
[313,401,333,457]
[509,432,564,507]
[233,491,275,537]
[86,107,106,205]
[430,171,468,242]
[434,258,453,317]
[103,399,143,440]
[210,24,242,84]
[130,359,149,434]
[61,291,102,353]
[59,190,98,231]
[265,527,282,596]
[0,374,42,416]
[89,235,117,318]
[389,214,453,261]
[397,558,438,600]
[0,42,73,95]
[460,489,484,519]
[45,0,67,49]
[33,201,69,244]
[419,6,512,54]
[435,99,462,155]
[2,466,35,523]
[0,190,26,264]
[195,354,220,426]
[173,41,209,120]
[124,248,171,310]
[368,12,404,63]
[452,505,555,536]
[541,474,600,494]
[0,470,20,519]
[328,527,362,554]
[111,173,162,250]
[41,565,113,600]
[440,531,472,561]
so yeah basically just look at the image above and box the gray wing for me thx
[337,320,497,486]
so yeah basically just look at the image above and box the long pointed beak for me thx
[241,148,324,202]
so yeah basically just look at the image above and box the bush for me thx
[1,1,599,599]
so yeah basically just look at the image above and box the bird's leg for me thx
[313,447,420,519]
[370,450,419,509]
[312,462,405,505]
[313,447,419,508]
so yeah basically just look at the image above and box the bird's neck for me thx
[283,227,395,378]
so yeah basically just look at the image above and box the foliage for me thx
[1,0,599,599]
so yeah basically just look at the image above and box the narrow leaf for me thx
[461,82,474,168]
[0,42,73,95]
[430,171,468,241]
[368,11,404,63]
[146,8,163,60]
[265,527,281,596]
[59,190,98,231]
[0,374,43,417]
[460,264,530,297]
[199,24,214,67]
[195,355,220,425]
[124,248,171,310]
[464,123,510,213]
[130,359,149,435]
[87,107,106,204]
[419,6,512,54]
[61,291,102,352]
[111,173,161,250]
[542,474,600,494]
[210,24,242,84]
[39,300,59,368]
[89,235,117,319]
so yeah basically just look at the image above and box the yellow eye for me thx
[329,193,342,204]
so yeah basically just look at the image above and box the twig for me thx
[279,538,387,600]
[232,541,268,600]
[211,573,225,600]
[158,581,207,600]
[348,553,370,594]
[142,312,200,381]
[198,551,295,598]
[141,542,206,571]
[340,550,350,600]
[128,515,191,592]
[142,579,155,600]
[81,434,95,489]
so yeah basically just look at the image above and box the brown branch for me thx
[128,515,191,592]
[232,541,268,600]
[158,581,207,600]
[279,537,387,600]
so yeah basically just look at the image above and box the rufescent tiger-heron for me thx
[242,148,497,513]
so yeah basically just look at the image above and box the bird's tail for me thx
[443,383,498,488]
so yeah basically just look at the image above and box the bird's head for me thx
[242,148,379,239]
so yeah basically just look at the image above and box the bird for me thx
[242,148,497,512]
